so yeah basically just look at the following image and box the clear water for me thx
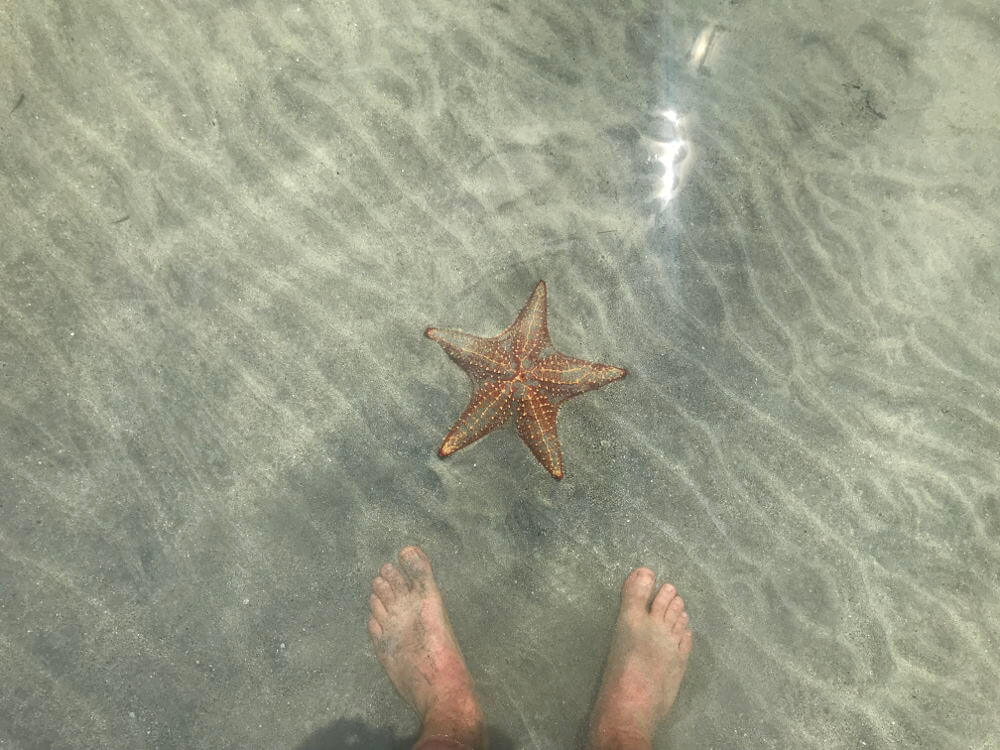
[1,1,998,748]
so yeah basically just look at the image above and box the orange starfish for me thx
[425,280,627,479]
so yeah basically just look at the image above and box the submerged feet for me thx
[588,567,693,749]
[368,549,691,750]
[367,546,484,748]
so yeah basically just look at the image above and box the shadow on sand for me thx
[295,717,516,750]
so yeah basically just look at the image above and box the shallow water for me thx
[1,1,999,748]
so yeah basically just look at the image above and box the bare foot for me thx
[368,546,484,746]
[588,568,693,749]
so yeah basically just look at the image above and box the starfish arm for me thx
[515,386,564,479]
[507,280,552,361]
[425,327,517,381]
[530,353,627,402]
[438,380,516,458]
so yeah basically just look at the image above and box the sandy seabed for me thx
[1,1,998,748]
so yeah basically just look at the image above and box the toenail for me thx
[634,567,654,581]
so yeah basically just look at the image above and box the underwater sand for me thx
[1,1,998,748]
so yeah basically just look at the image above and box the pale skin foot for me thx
[588,567,693,750]
[368,546,485,749]
[368,552,690,750]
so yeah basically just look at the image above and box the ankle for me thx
[419,694,484,748]
[413,735,482,750]
[588,721,652,750]
[415,727,484,749]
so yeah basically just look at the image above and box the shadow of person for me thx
[294,717,516,750]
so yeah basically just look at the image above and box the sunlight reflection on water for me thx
[651,108,690,207]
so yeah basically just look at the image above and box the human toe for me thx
[399,546,432,585]
[381,562,409,594]
[679,629,693,657]
[372,576,395,605]
[663,595,685,628]
[651,582,677,619]
[369,593,388,623]
[672,611,689,638]
[622,567,656,615]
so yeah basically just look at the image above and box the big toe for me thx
[622,567,656,615]
[399,546,433,587]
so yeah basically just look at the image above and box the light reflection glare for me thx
[650,108,690,207]
[688,25,722,71]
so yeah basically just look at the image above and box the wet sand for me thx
[1,1,998,748]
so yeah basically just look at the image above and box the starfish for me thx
[425,280,627,479]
